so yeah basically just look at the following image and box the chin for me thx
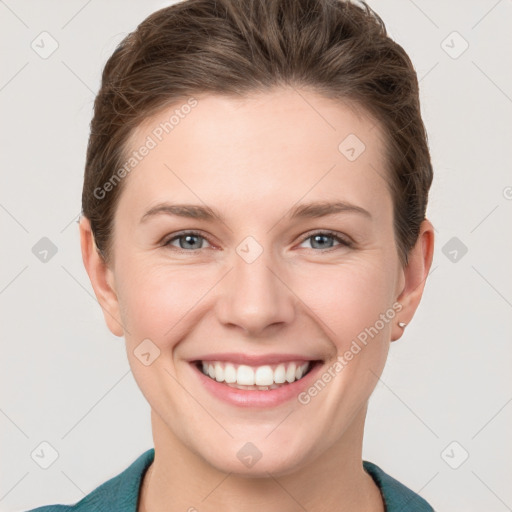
[198,437,312,478]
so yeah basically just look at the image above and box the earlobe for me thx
[78,216,125,337]
[391,219,435,342]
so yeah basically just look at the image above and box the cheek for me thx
[294,258,395,350]
[116,246,397,356]
[116,260,200,347]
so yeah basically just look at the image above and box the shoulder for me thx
[24,448,155,512]
[363,460,435,511]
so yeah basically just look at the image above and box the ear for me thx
[391,219,435,342]
[79,216,125,337]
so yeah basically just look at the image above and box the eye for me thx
[162,231,212,251]
[161,230,352,253]
[298,230,352,251]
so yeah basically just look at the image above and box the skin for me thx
[80,87,434,512]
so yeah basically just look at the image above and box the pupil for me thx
[313,234,331,248]
[183,235,200,249]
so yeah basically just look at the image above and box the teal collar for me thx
[35,449,433,511]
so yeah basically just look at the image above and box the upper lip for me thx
[190,353,322,366]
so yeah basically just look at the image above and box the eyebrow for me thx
[140,200,372,224]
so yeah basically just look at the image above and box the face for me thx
[91,88,411,476]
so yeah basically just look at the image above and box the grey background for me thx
[1,1,511,510]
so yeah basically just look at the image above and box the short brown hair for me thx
[82,0,433,267]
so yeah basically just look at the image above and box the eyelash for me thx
[161,230,353,253]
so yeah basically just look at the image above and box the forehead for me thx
[118,88,390,222]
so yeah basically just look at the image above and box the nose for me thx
[215,242,296,337]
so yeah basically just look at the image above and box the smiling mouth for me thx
[194,360,320,391]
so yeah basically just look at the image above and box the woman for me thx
[28,0,435,510]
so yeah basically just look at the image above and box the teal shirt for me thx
[26,448,434,511]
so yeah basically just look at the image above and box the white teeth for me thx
[214,362,224,382]
[274,364,286,384]
[255,365,274,386]
[199,360,311,388]
[224,363,237,383]
[237,365,255,385]
[285,363,297,383]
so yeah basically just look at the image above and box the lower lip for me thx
[191,361,323,408]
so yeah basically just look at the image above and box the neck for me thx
[139,406,384,512]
